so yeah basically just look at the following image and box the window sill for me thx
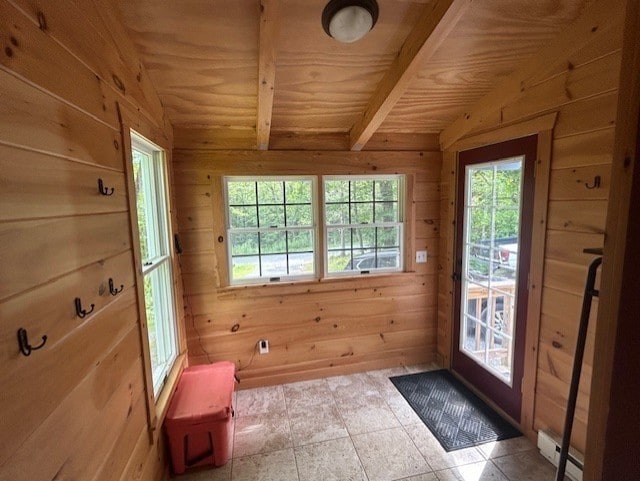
[217,271,420,296]
[151,351,187,436]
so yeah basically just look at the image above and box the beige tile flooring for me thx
[175,365,560,481]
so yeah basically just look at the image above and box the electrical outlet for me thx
[258,339,269,354]
[416,250,428,263]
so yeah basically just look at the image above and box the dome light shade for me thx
[322,0,379,43]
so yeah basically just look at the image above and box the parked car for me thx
[469,236,518,277]
[498,242,518,270]
[344,250,400,271]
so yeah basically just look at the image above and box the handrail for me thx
[556,252,603,480]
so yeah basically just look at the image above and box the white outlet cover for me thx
[416,250,428,263]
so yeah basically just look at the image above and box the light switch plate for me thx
[416,250,428,263]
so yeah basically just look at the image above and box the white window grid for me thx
[224,176,318,285]
[459,157,525,387]
[131,132,178,397]
[323,175,405,277]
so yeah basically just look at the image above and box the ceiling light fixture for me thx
[322,0,379,44]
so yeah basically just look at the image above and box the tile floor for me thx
[175,364,562,481]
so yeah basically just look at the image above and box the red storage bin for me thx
[164,362,236,474]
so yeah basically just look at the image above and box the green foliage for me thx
[325,180,349,202]
[285,180,312,203]
[228,181,256,205]
[229,206,258,228]
[261,231,286,253]
[325,179,399,226]
[231,232,258,255]
[469,257,489,276]
[233,263,258,279]
[132,151,150,261]
[468,163,521,243]
[326,226,399,252]
[143,253,158,367]
[288,230,313,252]
[296,259,314,274]
[328,254,350,272]
[228,179,313,229]
[287,204,312,226]
[258,181,283,204]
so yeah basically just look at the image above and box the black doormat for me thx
[390,370,521,452]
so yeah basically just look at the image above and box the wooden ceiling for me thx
[115,0,594,150]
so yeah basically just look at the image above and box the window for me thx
[225,177,317,284]
[223,175,405,285]
[131,132,178,397]
[324,175,404,275]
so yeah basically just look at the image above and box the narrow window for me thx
[324,175,404,275]
[225,177,317,284]
[131,132,178,397]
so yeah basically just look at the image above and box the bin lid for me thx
[165,362,236,425]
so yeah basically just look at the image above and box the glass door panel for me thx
[460,158,523,385]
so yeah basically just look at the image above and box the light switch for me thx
[416,250,427,263]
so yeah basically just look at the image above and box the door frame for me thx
[441,113,556,437]
[452,135,538,422]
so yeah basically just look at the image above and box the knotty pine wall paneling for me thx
[172,150,442,388]
[439,2,624,454]
[0,1,179,480]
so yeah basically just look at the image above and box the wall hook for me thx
[585,175,601,189]
[98,178,115,196]
[75,297,95,318]
[109,278,124,296]
[17,328,47,357]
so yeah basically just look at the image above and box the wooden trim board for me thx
[520,129,554,440]
[117,102,185,441]
[257,0,279,150]
[117,104,158,437]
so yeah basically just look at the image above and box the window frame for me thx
[224,175,319,285]
[322,174,405,278]
[131,131,179,399]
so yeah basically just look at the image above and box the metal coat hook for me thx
[109,278,124,296]
[75,297,95,318]
[17,328,47,357]
[585,175,601,189]
[98,178,115,196]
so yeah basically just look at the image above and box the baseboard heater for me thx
[538,430,584,481]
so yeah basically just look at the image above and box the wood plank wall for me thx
[172,149,442,388]
[438,6,623,453]
[0,1,178,480]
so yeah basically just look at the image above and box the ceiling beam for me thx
[349,0,471,151]
[257,0,279,150]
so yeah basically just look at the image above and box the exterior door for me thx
[452,135,537,422]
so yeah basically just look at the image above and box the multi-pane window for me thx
[324,175,403,275]
[131,132,178,397]
[225,177,316,284]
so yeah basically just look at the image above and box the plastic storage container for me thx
[164,362,236,474]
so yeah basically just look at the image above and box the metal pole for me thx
[556,255,602,481]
